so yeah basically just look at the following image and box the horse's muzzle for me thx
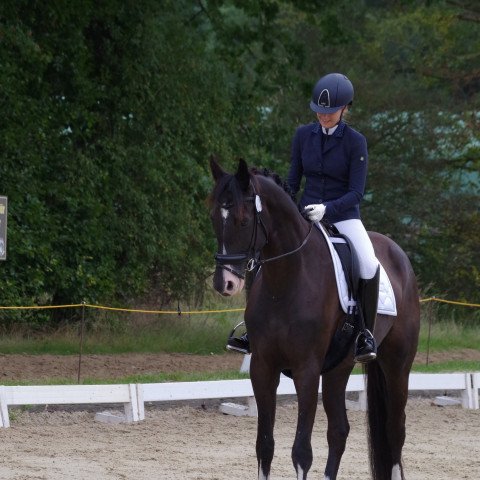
[213,264,245,296]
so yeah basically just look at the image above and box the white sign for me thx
[0,196,7,260]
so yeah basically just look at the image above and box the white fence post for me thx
[344,374,366,411]
[123,384,140,422]
[136,383,145,421]
[239,354,251,373]
[0,386,10,428]
[472,373,480,410]
[460,373,474,409]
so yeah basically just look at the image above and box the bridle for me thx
[214,180,314,280]
[214,181,267,280]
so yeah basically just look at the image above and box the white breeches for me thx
[333,219,379,280]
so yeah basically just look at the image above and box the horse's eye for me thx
[240,218,249,227]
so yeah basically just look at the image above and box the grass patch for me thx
[418,319,480,352]
[0,370,250,386]
[343,359,480,377]
[0,310,245,355]
[2,315,478,356]
[411,360,480,373]
[0,295,478,362]
[2,360,478,387]
[0,289,247,354]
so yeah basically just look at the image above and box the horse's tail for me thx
[365,362,404,480]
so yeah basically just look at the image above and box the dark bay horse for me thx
[209,158,420,480]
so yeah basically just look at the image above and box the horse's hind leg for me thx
[322,361,354,480]
[250,355,280,480]
[367,359,412,480]
[387,394,407,478]
[291,366,321,480]
[383,368,410,479]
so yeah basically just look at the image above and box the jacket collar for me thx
[312,120,346,137]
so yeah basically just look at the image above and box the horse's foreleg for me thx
[291,368,321,480]
[250,355,280,480]
[322,362,354,480]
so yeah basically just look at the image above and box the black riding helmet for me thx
[310,73,354,114]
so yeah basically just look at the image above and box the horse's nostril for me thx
[226,281,235,292]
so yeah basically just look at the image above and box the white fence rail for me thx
[473,373,480,410]
[0,384,140,428]
[1,372,478,428]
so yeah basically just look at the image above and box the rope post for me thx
[77,301,86,384]
[426,297,434,366]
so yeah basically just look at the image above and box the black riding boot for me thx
[354,266,380,363]
[226,322,250,354]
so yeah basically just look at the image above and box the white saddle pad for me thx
[317,223,397,316]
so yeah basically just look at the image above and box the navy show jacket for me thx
[287,120,368,224]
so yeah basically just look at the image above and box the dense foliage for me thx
[0,0,478,322]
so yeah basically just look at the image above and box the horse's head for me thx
[209,157,268,296]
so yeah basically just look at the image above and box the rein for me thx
[248,222,313,271]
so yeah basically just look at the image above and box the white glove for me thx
[304,204,326,222]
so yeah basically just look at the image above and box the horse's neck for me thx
[262,206,331,272]
[261,208,319,273]
[268,217,307,253]
[257,180,327,286]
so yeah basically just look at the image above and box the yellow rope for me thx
[419,297,480,308]
[0,297,479,312]
[0,304,84,310]
[83,304,245,314]
[0,303,245,314]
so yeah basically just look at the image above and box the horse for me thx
[208,157,420,480]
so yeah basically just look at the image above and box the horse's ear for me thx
[209,155,227,181]
[235,158,250,191]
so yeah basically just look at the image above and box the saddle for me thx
[317,221,396,373]
[318,222,362,373]
[317,222,397,317]
[320,222,361,307]
[281,222,362,379]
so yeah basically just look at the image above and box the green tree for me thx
[0,0,318,319]
[276,0,480,301]
[0,0,478,325]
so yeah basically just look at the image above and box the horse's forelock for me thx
[210,174,247,220]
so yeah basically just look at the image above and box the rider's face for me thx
[316,107,345,129]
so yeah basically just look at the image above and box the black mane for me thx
[250,166,297,205]
[210,164,297,211]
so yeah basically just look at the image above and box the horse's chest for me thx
[246,295,319,323]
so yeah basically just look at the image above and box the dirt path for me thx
[1,349,479,382]
[1,351,479,479]
[0,352,243,382]
[1,398,479,479]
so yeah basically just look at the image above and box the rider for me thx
[227,73,379,363]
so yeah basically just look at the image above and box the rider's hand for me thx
[304,204,326,222]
